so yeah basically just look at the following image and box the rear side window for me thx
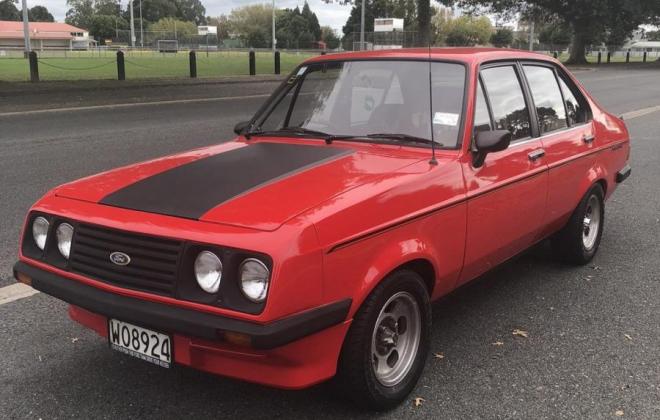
[558,76,589,125]
[523,65,567,134]
[480,66,531,141]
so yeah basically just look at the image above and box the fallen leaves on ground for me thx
[492,341,504,346]
[433,352,445,359]
[512,329,529,338]
[71,337,79,343]
[414,397,425,407]
[624,334,633,341]
[615,409,624,416]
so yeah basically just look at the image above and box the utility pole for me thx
[129,0,135,47]
[139,0,144,48]
[360,0,365,50]
[528,21,534,51]
[21,0,30,57]
[272,0,276,52]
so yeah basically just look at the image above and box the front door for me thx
[459,63,548,285]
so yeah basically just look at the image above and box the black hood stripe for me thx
[100,142,352,220]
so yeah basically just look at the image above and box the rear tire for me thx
[334,269,431,411]
[552,184,605,265]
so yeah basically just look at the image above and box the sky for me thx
[30,0,354,32]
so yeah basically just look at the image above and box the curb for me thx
[0,75,286,97]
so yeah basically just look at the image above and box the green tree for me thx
[28,5,54,22]
[647,30,660,41]
[226,4,273,48]
[174,0,206,25]
[65,0,95,29]
[277,7,315,49]
[301,1,321,40]
[321,25,341,49]
[206,15,230,39]
[438,15,492,46]
[89,15,127,43]
[490,27,513,47]
[150,17,198,36]
[94,0,120,16]
[446,0,660,64]
[538,21,571,51]
[0,0,20,20]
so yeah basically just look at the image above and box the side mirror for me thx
[234,121,251,135]
[472,129,512,168]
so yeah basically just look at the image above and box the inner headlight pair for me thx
[31,216,74,259]
[193,251,270,303]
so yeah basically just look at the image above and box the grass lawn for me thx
[0,50,315,82]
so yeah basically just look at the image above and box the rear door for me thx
[459,63,548,284]
[520,63,595,236]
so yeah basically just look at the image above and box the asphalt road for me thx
[1,66,659,419]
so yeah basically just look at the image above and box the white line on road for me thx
[0,93,272,118]
[0,282,39,306]
[620,105,660,121]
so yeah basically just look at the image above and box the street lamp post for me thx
[360,0,365,50]
[139,0,144,48]
[129,0,135,48]
[21,0,31,57]
[272,0,276,52]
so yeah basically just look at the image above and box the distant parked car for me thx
[14,48,631,410]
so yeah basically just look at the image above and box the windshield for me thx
[252,60,466,148]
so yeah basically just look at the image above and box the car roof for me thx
[305,47,558,66]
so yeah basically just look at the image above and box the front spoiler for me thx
[13,261,351,350]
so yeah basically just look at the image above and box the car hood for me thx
[54,140,424,231]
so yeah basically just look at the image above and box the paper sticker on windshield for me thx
[433,112,459,126]
[296,66,307,76]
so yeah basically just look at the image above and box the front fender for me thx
[320,202,467,317]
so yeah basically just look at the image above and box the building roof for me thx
[0,20,87,40]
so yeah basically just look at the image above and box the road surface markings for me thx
[0,282,39,306]
[0,93,272,117]
[620,105,660,121]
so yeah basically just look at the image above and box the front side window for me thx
[480,66,531,141]
[255,60,466,148]
[523,65,567,134]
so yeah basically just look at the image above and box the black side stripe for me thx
[100,142,352,220]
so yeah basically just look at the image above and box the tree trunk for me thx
[566,27,588,65]
[417,0,430,47]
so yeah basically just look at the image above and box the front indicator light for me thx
[32,216,49,250]
[56,223,74,259]
[239,258,270,303]
[194,251,223,293]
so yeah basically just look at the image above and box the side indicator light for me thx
[15,272,32,286]
[222,331,252,347]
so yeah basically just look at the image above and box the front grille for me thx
[69,223,183,296]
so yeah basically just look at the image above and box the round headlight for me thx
[32,216,49,250]
[56,223,74,259]
[194,251,223,293]
[239,258,270,303]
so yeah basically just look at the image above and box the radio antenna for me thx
[428,40,438,165]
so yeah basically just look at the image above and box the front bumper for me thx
[14,261,352,388]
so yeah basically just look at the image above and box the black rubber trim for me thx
[14,261,351,350]
[616,165,631,183]
[99,142,352,220]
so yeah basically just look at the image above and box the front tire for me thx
[552,184,605,265]
[335,269,431,410]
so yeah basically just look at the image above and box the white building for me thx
[0,21,91,50]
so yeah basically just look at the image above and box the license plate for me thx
[108,319,172,368]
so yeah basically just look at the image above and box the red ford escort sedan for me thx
[14,48,631,409]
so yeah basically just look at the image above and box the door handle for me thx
[528,149,545,161]
[583,134,595,144]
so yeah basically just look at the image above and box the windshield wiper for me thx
[364,133,441,146]
[249,127,334,139]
